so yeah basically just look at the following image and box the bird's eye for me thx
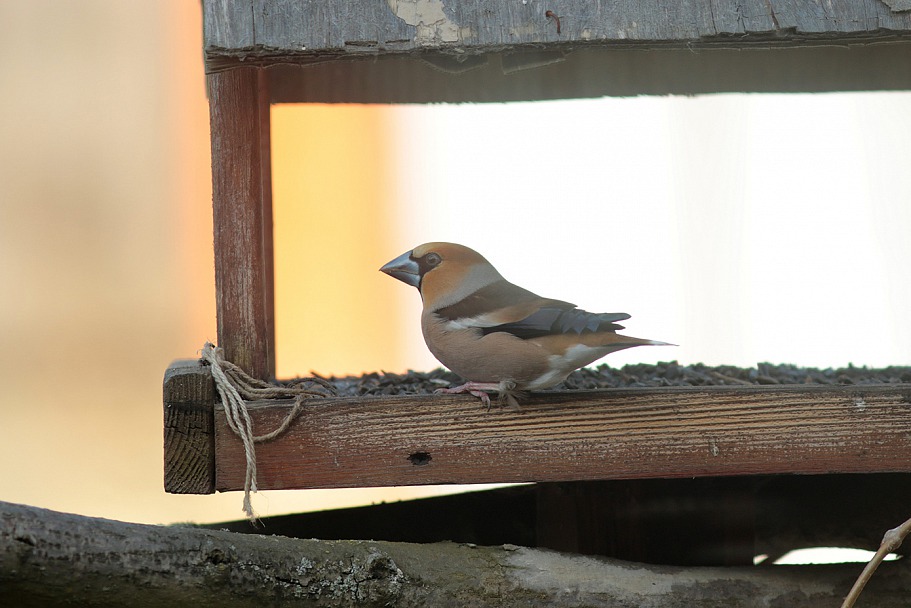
[424,252,442,267]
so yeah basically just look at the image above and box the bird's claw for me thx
[470,390,492,408]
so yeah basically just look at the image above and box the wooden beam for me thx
[163,359,216,494]
[202,0,911,101]
[264,44,911,103]
[208,67,275,379]
[213,384,911,492]
[203,0,911,62]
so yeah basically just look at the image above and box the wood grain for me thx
[203,0,911,57]
[213,384,911,492]
[208,67,275,379]
[200,0,911,101]
[163,359,216,494]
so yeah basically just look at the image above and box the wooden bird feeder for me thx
[165,0,911,569]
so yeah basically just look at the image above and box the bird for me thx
[380,242,672,407]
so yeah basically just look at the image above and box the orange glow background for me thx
[271,105,409,378]
[0,1,444,524]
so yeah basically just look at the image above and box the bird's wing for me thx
[434,279,630,338]
[434,280,574,328]
[481,307,630,339]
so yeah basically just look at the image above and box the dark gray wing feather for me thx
[481,308,630,339]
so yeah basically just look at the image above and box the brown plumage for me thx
[380,242,672,406]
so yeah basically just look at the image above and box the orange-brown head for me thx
[379,242,504,311]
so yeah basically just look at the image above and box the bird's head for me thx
[380,242,503,309]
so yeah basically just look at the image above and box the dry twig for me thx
[840,515,911,608]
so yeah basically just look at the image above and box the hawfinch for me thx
[380,242,672,406]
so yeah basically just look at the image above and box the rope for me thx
[199,342,335,521]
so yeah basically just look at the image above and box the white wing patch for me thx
[442,311,510,331]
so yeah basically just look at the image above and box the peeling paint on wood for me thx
[386,0,465,45]
[203,0,911,62]
[200,1,911,99]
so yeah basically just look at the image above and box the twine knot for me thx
[199,342,334,521]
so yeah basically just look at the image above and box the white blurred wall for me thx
[390,94,911,370]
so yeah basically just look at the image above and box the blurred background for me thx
[1,2,909,526]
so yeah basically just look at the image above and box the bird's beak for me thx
[380,250,421,288]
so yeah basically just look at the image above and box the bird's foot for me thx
[435,382,498,407]
[435,381,525,411]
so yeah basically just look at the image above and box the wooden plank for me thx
[163,359,215,494]
[203,0,911,59]
[201,0,911,100]
[265,44,911,103]
[213,384,911,492]
[208,67,275,379]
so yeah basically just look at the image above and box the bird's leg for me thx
[435,381,499,408]
[435,380,525,411]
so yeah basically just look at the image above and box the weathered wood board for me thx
[204,0,911,59]
[201,1,911,100]
[163,360,911,493]
[212,383,911,492]
[263,44,911,102]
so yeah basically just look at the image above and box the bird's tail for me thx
[610,334,676,348]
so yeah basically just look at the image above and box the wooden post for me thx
[208,66,275,379]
